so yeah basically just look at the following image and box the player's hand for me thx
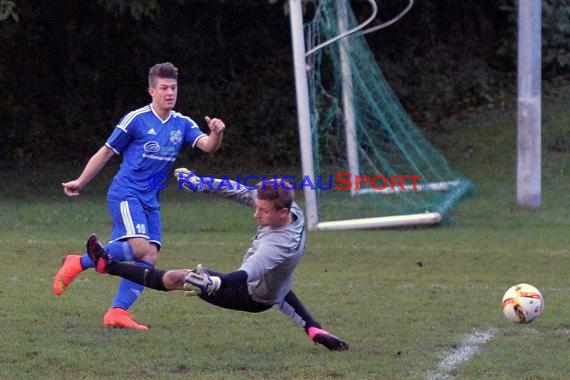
[62,180,83,197]
[183,264,220,296]
[205,116,225,134]
[174,168,199,192]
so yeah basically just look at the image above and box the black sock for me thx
[284,291,321,332]
[106,260,168,291]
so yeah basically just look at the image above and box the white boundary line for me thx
[429,328,497,380]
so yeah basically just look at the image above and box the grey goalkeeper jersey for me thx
[201,178,306,305]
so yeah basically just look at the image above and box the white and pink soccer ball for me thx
[501,283,544,323]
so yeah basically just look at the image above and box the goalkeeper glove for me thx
[174,167,200,192]
[184,264,221,296]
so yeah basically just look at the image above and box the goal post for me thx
[337,0,360,197]
[288,0,473,231]
[289,0,319,229]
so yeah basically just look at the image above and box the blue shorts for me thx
[107,196,162,247]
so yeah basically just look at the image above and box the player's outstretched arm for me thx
[174,168,256,207]
[62,146,115,196]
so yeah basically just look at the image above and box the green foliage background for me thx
[0,0,568,165]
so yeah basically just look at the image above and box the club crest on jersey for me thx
[170,130,182,144]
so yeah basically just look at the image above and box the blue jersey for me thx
[106,104,205,208]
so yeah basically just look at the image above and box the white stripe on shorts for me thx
[120,201,136,235]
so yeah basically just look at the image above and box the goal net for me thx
[293,0,473,231]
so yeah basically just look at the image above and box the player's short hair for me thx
[256,179,294,210]
[148,62,178,87]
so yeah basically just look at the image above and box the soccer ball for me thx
[501,283,544,323]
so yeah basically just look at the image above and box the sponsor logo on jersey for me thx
[143,141,160,153]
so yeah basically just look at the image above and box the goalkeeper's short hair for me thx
[256,179,294,210]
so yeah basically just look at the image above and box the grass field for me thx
[0,89,569,379]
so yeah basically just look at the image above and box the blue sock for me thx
[80,241,134,269]
[80,254,94,269]
[105,241,134,262]
[111,259,154,310]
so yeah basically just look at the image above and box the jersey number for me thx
[136,223,146,234]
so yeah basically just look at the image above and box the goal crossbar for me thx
[315,212,442,231]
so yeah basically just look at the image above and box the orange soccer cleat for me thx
[103,307,149,331]
[53,254,83,295]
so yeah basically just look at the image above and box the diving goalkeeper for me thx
[86,169,349,351]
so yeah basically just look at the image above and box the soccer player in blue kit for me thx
[84,171,349,350]
[54,63,225,330]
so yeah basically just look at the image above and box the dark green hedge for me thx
[0,0,567,165]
